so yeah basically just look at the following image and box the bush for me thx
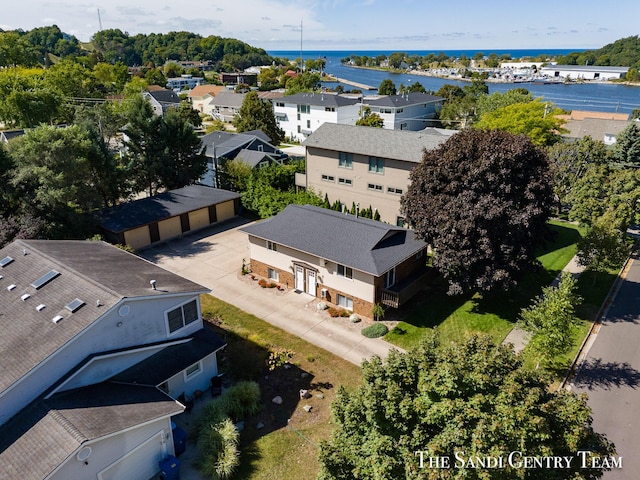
[327,307,351,318]
[258,278,267,287]
[361,323,389,338]
[198,417,240,479]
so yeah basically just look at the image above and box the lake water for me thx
[270,50,640,115]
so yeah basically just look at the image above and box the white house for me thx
[273,92,360,142]
[364,92,443,131]
[0,240,226,480]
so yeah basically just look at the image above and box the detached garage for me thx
[99,185,241,249]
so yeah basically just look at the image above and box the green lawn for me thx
[385,220,586,349]
[199,295,362,480]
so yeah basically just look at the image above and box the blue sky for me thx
[2,0,638,51]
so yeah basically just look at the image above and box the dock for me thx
[332,77,376,91]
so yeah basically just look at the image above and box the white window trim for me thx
[267,240,278,252]
[184,361,203,381]
[336,294,354,310]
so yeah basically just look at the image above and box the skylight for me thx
[31,270,61,290]
[65,298,85,313]
[0,256,14,267]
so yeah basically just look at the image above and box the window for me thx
[396,108,404,113]
[325,106,336,112]
[337,264,353,279]
[276,102,285,107]
[338,178,352,186]
[268,268,279,281]
[167,299,199,334]
[184,361,202,380]
[338,152,353,169]
[337,294,353,310]
[387,187,403,195]
[321,174,335,182]
[368,183,383,191]
[297,104,310,114]
[297,125,301,133]
[385,267,396,288]
[267,240,277,252]
[307,119,311,128]
[400,122,407,130]
[368,157,384,174]
[382,108,392,114]
[396,216,405,227]
[415,249,424,260]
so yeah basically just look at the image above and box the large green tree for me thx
[610,122,640,166]
[234,91,284,144]
[378,79,397,95]
[577,223,630,285]
[401,129,553,295]
[474,100,567,146]
[318,334,615,480]
[0,68,63,127]
[0,32,39,67]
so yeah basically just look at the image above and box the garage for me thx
[98,431,167,480]
[99,185,241,250]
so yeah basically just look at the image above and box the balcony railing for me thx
[380,271,429,309]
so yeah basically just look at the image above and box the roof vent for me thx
[21,293,30,301]
[7,284,16,291]
[22,249,28,256]
[0,256,14,267]
[52,315,64,324]
[36,304,46,312]
[150,279,157,290]
[96,299,102,307]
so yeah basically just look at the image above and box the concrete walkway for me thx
[502,255,586,352]
[141,218,402,366]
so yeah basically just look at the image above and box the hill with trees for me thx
[557,35,640,68]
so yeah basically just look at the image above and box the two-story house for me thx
[143,89,182,117]
[241,205,428,317]
[302,123,457,225]
[273,92,360,142]
[203,92,246,122]
[0,240,225,480]
[365,92,443,131]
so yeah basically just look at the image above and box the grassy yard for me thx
[385,220,587,350]
[199,295,362,480]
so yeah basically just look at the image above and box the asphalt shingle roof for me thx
[280,92,359,107]
[302,123,456,163]
[146,89,181,105]
[241,205,426,276]
[366,92,443,107]
[0,239,207,394]
[99,185,241,233]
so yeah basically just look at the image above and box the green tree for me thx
[378,79,396,95]
[318,333,615,480]
[356,106,384,128]
[474,100,567,146]
[0,68,63,127]
[234,91,284,144]
[475,88,533,117]
[610,122,640,166]
[577,223,630,285]
[387,52,405,69]
[401,129,553,295]
[220,158,253,191]
[518,272,582,367]
[0,32,39,67]
[284,71,321,94]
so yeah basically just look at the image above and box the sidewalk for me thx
[502,255,585,353]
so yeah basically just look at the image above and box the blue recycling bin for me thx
[172,426,187,456]
[159,455,181,480]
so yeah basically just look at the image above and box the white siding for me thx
[165,351,220,399]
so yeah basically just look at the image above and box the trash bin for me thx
[159,455,180,480]
[172,426,187,456]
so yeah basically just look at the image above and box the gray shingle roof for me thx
[0,383,182,480]
[99,185,240,233]
[302,123,456,163]
[366,92,443,107]
[281,92,359,107]
[0,239,207,394]
[145,89,181,105]
[209,91,246,108]
[241,205,426,276]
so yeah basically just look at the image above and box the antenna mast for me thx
[300,20,303,72]
[97,8,103,31]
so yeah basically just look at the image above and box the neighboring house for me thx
[0,129,25,143]
[540,65,630,81]
[241,204,428,316]
[188,85,225,112]
[273,92,360,142]
[203,92,246,122]
[219,72,257,86]
[364,92,443,131]
[0,239,226,480]
[166,74,205,92]
[302,123,457,224]
[559,110,631,145]
[143,89,182,116]
[99,185,241,249]
[199,131,287,187]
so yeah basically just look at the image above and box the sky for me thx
[1,0,638,52]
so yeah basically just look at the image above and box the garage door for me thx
[216,200,235,222]
[98,431,166,480]
[188,208,210,231]
[124,226,151,250]
[158,217,182,241]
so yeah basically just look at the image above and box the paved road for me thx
[570,250,640,479]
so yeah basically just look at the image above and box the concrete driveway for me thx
[140,217,401,366]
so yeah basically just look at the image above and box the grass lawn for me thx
[199,295,362,480]
[385,220,587,350]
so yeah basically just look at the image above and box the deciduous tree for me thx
[234,91,284,144]
[401,129,553,295]
[318,333,615,480]
[378,79,396,95]
[577,223,630,285]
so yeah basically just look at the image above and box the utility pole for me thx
[299,20,303,73]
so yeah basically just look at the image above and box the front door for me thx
[295,265,305,291]
[306,270,316,296]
